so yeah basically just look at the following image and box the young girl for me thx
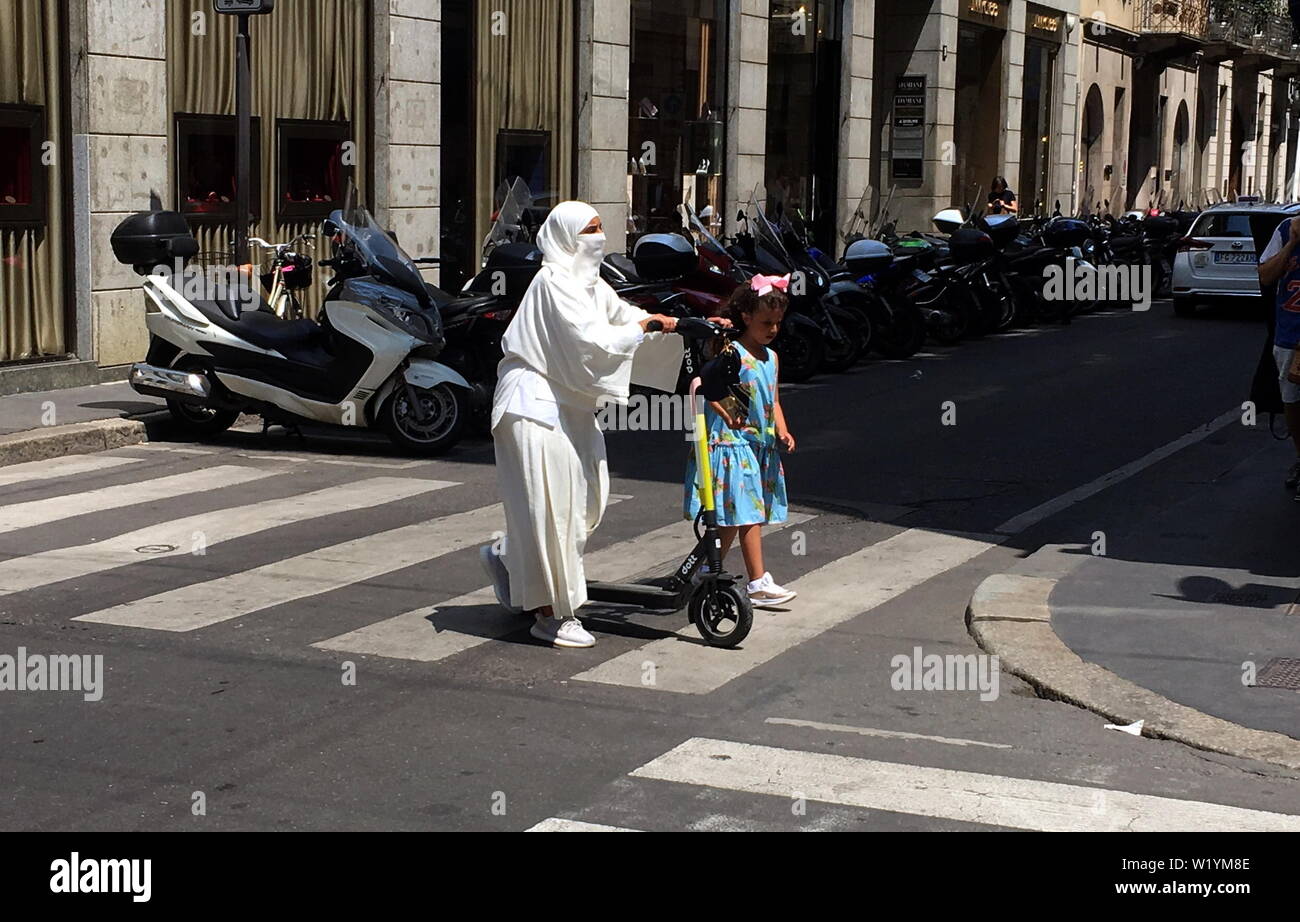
[684,275,797,608]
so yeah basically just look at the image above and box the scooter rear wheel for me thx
[690,583,753,649]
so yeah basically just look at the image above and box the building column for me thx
[837,0,874,242]
[72,0,169,370]
[577,0,631,254]
[726,0,769,234]
[1002,1,1025,200]
[1055,13,1081,216]
[385,0,441,277]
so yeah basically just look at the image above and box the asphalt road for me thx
[2,300,1298,831]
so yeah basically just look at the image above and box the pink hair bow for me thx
[749,274,790,297]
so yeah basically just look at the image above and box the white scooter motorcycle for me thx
[113,195,472,455]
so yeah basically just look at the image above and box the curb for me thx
[968,573,1300,772]
[0,416,162,468]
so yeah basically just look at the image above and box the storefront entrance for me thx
[952,9,1005,207]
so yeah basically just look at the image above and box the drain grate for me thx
[1256,658,1300,690]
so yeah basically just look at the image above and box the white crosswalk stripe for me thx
[0,477,457,595]
[74,501,508,632]
[0,455,143,488]
[0,466,274,535]
[629,738,1300,832]
[311,511,813,662]
[526,818,640,832]
[573,528,997,694]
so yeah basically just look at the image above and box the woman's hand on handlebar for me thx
[641,314,678,333]
[707,316,733,329]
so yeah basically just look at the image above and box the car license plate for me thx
[1214,251,1257,264]
[912,269,932,283]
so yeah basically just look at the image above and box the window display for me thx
[628,0,729,243]
[0,105,46,227]
[277,119,352,222]
[176,113,262,224]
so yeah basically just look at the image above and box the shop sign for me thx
[1028,6,1062,40]
[960,0,1007,29]
[892,75,926,180]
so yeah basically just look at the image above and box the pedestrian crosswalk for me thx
[531,736,1300,832]
[0,449,991,694]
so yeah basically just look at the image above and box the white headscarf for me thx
[500,202,682,408]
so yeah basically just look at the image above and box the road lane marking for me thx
[74,502,510,632]
[573,528,996,694]
[526,818,641,832]
[0,478,458,595]
[0,466,274,535]
[0,455,143,488]
[994,408,1239,535]
[631,738,1300,832]
[765,717,1013,750]
[311,512,812,662]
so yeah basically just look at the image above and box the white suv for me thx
[1171,202,1300,316]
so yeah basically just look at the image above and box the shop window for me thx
[629,0,729,242]
[495,129,553,204]
[0,105,47,228]
[176,113,262,224]
[277,119,352,222]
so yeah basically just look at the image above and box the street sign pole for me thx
[234,12,252,266]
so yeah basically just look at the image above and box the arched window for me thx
[1081,84,1105,213]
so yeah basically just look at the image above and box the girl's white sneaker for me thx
[748,572,797,608]
[530,616,596,649]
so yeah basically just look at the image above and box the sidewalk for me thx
[969,426,1300,769]
[0,381,166,466]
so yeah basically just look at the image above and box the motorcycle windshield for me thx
[334,189,428,303]
[746,190,794,271]
[680,202,729,260]
[482,177,534,256]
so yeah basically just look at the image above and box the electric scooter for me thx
[586,316,755,649]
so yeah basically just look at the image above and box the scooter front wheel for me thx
[380,382,467,456]
[690,582,753,649]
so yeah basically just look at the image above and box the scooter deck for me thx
[587,580,688,609]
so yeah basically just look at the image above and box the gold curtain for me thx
[168,0,370,316]
[475,0,575,256]
[0,0,66,363]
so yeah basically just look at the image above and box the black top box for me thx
[111,211,199,274]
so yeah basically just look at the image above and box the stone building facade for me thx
[2,0,1297,392]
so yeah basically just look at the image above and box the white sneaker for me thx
[748,572,797,608]
[479,545,522,614]
[530,616,596,649]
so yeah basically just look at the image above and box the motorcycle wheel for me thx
[820,306,866,374]
[873,300,927,359]
[165,358,239,438]
[381,382,467,456]
[774,322,824,384]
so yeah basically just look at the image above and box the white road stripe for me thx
[765,717,1013,750]
[75,502,510,632]
[526,818,641,832]
[994,408,1239,535]
[0,478,457,595]
[0,455,143,487]
[574,528,996,694]
[310,505,805,663]
[0,466,274,535]
[632,738,1300,832]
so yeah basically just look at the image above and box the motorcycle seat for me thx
[191,296,326,355]
[439,294,500,321]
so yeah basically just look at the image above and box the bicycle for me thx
[249,234,316,320]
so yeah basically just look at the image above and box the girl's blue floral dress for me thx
[684,344,788,527]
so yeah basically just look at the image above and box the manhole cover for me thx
[1256,658,1300,690]
[135,545,178,555]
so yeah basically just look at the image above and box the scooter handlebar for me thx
[645,317,724,339]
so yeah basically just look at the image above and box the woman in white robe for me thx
[480,201,684,649]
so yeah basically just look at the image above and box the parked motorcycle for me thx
[117,186,472,455]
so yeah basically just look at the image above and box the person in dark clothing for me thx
[988,176,1018,215]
